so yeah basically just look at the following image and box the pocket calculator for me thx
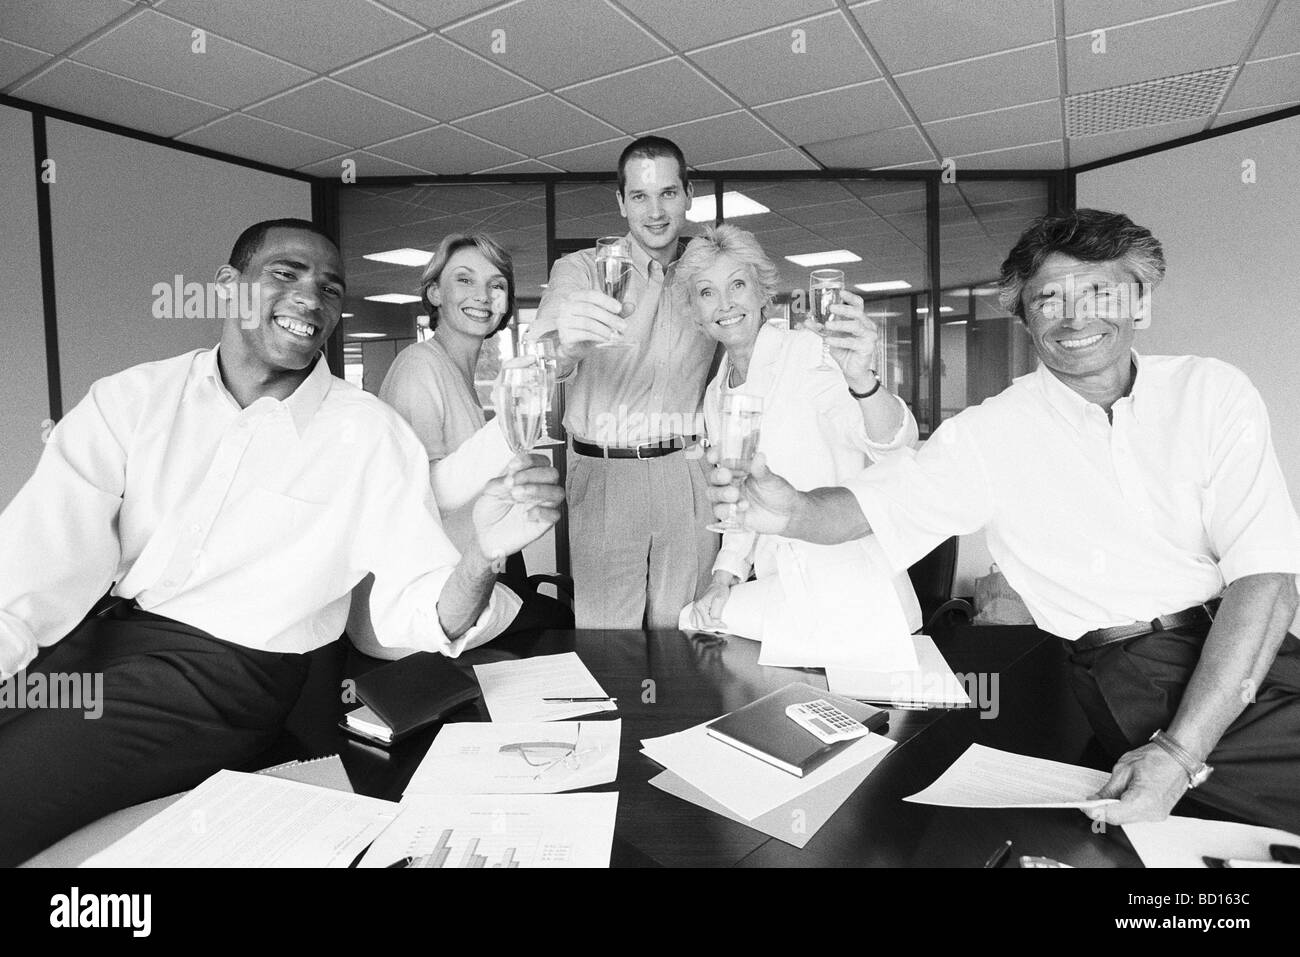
[785,699,871,744]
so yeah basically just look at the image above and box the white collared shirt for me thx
[846,353,1300,639]
[0,347,512,678]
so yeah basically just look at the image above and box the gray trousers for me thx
[566,448,719,629]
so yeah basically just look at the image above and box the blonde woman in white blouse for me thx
[677,224,921,659]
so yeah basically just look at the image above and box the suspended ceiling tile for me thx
[1064,0,1233,34]
[156,0,423,72]
[539,137,634,172]
[477,158,567,174]
[1222,52,1300,111]
[367,124,527,173]
[897,43,1059,121]
[0,38,52,88]
[73,8,312,109]
[16,59,226,137]
[1068,116,1205,166]
[1250,0,1300,59]
[617,0,834,50]
[444,0,667,88]
[851,0,1056,73]
[335,34,537,122]
[178,112,351,168]
[690,11,880,105]
[1212,103,1297,127]
[377,0,502,29]
[456,95,624,157]
[561,58,738,134]
[948,139,1065,169]
[926,99,1062,157]
[696,148,820,171]
[249,79,437,148]
[649,111,788,165]
[1065,0,1267,94]
[0,0,135,54]
[756,80,909,146]
[298,151,429,177]
[806,125,933,168]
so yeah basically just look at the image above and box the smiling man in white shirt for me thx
[0,219,563,864]
[706,209,1300,832]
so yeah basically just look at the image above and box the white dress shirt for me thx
[847,353,1300,640]
[0,347,513,679]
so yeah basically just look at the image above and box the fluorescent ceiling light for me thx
[363,248,433,267]
[347,332,387,339]
[785,250,862,267]
[865,310,903,318]
[364,293,421,304]
[341,312,354,318]
[915,306,956,314]
[971,285,1001,296]
[686,191,770,223]
[854,280,911,293]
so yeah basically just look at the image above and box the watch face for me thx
[1190,765,1213,787]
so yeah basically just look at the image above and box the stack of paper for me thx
[1124,815,1300,868]
[359,793,618,868]
[473,652,617,721]
[827,635,971,708]
[903,744,1118,809]
[641,720,894,847]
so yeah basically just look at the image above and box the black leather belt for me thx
[1073,599,1220,653]
[571,437,695,459]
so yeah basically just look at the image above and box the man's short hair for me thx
[617,136,689,196]
[227,219,338,274]
[998,209,1166,319]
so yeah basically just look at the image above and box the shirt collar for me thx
[627,232,688,281]
[199,345,332,437]
[1034,349,1147,429]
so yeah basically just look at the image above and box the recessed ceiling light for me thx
[364,293,421,304]
[785,250,862,267]
[971,285,1001,296]
[915,306,956,314]
[347,332,387,339]
[341,312,354,318]
[363,248,433,267]
[686,191,770,223]
[865,311,903,318]
[854,280,911,293]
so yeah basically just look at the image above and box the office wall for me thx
[0,104,52,508]
[1076,115,1300,506]
[45,119,311,411]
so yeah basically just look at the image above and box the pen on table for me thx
[542,696,617,702]
[984,840,1013,869]
[385,856,414,869]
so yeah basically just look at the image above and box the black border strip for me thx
[0,93,317,183]
[31,111,62,422]
[312,178,344,378]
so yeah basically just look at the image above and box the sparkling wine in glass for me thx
[523,337,563,447]
[809,268,844,372]
[594,236,634,348]
[495,358,547,455]
[706,393,763,534]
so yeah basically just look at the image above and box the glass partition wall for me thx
[334,169,1064,572]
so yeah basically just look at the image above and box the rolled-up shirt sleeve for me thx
[0,379,128,678]
[531,255,591,341]
[357,422,516,657]
[1203,370,1300,584]
[845,413,995,572]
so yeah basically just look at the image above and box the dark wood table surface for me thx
[329,624,1145,868]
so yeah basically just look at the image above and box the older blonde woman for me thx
[676,224,921,666]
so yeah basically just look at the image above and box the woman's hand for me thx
[690,572,737,630]
[823,290,880,393]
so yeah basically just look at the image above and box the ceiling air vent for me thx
[1065,65,1239,137]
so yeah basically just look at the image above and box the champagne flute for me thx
[523,337,563,447]
[494,358,547,455]
[809,268,844,372]
[706,393,763,534]
[594,236,635,349]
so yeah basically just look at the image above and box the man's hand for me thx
[706,449,801,535]
[1086,743,1189,826]
[688,571,736,630]
[553,288,627,360]
[472,453,564,562]
[819,290,880,392]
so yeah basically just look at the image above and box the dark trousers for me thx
[1065,624,1300,833]
[0,607,309,866]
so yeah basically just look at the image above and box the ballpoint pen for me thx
[984,840,1013,869]
[385,856,414,868]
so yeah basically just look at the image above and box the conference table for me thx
[335,623,1145,868]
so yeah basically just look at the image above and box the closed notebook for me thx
[342,653,480,746]
[705,683,887,777]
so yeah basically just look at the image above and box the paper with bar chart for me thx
[404,720,621,795]
[359,793,618,869]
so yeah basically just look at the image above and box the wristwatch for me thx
[1149,730,1214,788]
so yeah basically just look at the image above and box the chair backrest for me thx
[906,536,959,623]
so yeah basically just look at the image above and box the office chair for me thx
[906,536,973,632]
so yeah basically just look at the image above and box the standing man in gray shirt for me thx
[530,137,718,628]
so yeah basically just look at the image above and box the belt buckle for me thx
[634,439,661,459]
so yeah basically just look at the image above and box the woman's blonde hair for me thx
[674,223,781,315]
[418,233,515,335]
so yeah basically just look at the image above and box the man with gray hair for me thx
[705,208,1300,831]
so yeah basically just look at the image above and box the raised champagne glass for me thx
[494,358,547,455]
[809,268,844,372]
[523,337,563,447]
[706,393,763,534]
[594,236,634,348]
